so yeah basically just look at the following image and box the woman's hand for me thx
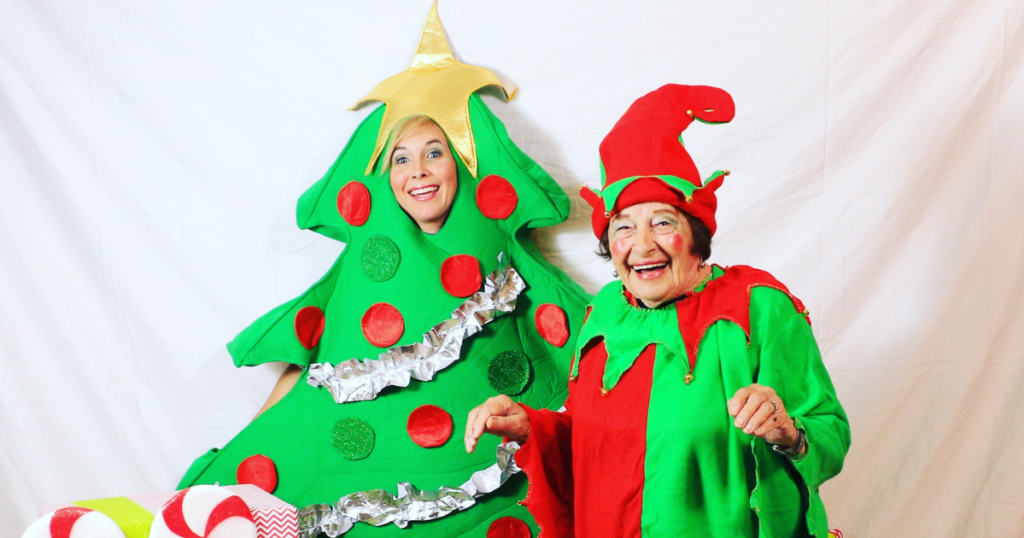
[464,395,531,453]
[728,384,799,448]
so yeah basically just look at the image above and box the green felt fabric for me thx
[577,271,848,537]
[180,94,591,537]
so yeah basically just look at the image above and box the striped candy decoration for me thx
[22,507,126,538]
[149,485,257,538]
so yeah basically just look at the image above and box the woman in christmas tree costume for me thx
[466,84,851,537]
[179,6,589,537]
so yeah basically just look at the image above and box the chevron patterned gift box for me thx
[39,484,297,538]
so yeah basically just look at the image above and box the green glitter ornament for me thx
[361,234,400,282]
[487,350,531,395]
[331,417,375,460]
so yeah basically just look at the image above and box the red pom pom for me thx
[294,306,325,350]
[487,516,532,538]
[440,255,482,298]
[337,181,371,226]
[406,405,453,448]
[361,303,405,348]
[535,304,570,347]
[236,454,278,493]
[50,507,92,538]
[476,175,518,219]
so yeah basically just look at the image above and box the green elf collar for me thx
[572,265,725,392]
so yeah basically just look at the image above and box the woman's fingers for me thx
[729,384,796,442]
[732,388,768,429]
[464,395,522,453]
[727,385,755,416]
[485,414,529,440]
[745,400,777,435]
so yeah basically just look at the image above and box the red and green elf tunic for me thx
[516,264,850,537]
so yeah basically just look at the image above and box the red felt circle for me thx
[535,304,570,347]
[476,175,518,219]
[337,181,371,226]
[406,405,453,448]
[236,454,278,494]
[361,303,405,348]
[294,306,326,350]
[487,516,532,538]
[440,255,482,298]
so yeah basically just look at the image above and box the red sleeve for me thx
[515,393,575,538]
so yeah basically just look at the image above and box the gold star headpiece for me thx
[352,1,515,177]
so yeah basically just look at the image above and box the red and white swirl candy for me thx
[22,507,126,538]
[149,485,257,538]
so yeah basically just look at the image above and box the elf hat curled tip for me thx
[580,84,735,239]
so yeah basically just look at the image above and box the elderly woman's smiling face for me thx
[389,121,458,234]
[609,202,707,308]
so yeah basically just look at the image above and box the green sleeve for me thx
[226,254,343,368]
[749,287,851,536]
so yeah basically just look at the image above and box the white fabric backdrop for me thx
[2,1,1023,535]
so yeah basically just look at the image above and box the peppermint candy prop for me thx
[22,507,126,538]
[149,485,257,538]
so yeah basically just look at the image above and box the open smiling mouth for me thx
[631,262,668,274]
[407,185,440,199]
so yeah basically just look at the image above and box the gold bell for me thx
[601,388,610,396]
[684,373,694,384]
[723,170,731,176]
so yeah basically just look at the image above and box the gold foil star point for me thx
[352,1,512,177]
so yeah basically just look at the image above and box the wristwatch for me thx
[772,428,806,459]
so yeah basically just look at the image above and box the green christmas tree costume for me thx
[178,8,590,536]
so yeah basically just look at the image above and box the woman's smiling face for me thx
[609,202,705,308]
[388,121,458,234]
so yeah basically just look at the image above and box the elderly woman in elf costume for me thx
[466,84,851,537]
[178,6,590,537]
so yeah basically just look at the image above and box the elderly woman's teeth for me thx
[632,263,668,273]
[409,186,440,196]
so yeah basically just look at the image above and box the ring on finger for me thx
[770,400,779,414]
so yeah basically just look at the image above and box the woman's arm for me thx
[252,364,302,420]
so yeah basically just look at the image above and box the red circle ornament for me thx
[440,255,482,298]
[294,306,326,350]
[236,454,278,493]
[475,175,518,219]
[406,405,454,448]
[337,181,371,226]
[535,304,570,347]
[361,303,405,348]
[487,517,532,538]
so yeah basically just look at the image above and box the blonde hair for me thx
[382,115,443,175]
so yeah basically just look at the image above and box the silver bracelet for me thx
[772,428,806,459]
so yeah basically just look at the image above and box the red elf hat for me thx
[579,84,735,238]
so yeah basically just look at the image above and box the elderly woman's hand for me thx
[464,395,531,453]
[728,384,800,448]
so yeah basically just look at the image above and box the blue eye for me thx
[395,156,409,165]
[428,149,442,158]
